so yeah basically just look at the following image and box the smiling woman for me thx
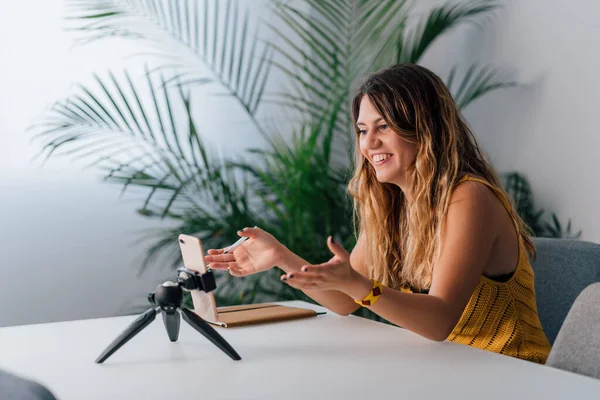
[204,63,552,365]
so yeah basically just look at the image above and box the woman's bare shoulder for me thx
[447,174,509,244]
[450,175,498,209]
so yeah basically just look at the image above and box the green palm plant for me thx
[501,172,581,239]
[32,0,518,310]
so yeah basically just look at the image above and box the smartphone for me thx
[178,234,218,322]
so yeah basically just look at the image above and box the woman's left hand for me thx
[281,236,367,295]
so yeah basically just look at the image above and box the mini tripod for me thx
[95,267,241,363]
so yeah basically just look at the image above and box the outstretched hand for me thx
[281,236,363,293]
[205,227,283,277]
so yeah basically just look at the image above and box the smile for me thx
[372,154,393,166]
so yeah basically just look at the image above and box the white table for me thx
[0,300,598,399]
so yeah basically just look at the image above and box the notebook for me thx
[210,303,318,328]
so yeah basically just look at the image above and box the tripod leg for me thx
[181,308,242,361]
[95,308,157,364]
[161,310,180,342]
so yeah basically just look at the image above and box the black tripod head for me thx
[146,266,215,312]
[95,267,241,364]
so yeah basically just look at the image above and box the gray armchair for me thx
[0,369,57,400]
[546,282,600,380]
[530,237,600,344]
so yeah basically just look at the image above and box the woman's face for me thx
[357,95,418,188]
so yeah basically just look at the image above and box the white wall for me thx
[455,0,600,243]
[0,0,302,327]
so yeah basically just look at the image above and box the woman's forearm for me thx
[275,246,455,339]
[344,275,455,341]
[276,247,361,316]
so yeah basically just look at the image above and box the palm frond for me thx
[268,0,408,103]
[265,0,411,156]
[398,0,499,63]
[446,63,517,109]
[65,0,274,136]
[30,67,239,218]
[501,172,581,239]
[350,0,410,74]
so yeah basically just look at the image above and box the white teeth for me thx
[373,154,392,163]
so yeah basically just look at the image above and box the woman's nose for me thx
[365,129,381,148]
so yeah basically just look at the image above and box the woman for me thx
[205,63,552,364]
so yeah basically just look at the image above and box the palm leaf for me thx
[30,67,238,219]
[446,63,517,109]
[266,0,409,141]
[398,0,499,63]
[501,172,581,239]
[64,0,274,138]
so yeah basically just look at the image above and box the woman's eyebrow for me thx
[357,117,384,126]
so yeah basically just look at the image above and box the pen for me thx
[223,236,248,254]
[223,226,258,254]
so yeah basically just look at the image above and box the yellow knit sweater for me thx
[407,176,552,364]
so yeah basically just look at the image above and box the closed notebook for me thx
[209,303,318,328]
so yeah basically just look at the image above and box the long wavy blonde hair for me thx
[347,63,535,292]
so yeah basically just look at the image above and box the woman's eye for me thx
[379,124,389,131]
[358,129,367,135]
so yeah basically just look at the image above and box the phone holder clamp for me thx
[176,266,217,292]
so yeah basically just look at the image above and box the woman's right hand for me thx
[205,227,285,276]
